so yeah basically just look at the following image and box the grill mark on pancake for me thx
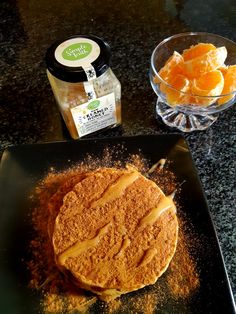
[139,248,158,267]
[139,195,175,228]
[116,237,131,258]
[58,222,111,265]
[91,171,140,208]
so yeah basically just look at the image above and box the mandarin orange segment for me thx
[170,74,190,92]
[163,75,191,106]
[166,91,190,106]
[189,95,220,106]
[160,73,189,94]
[218,65,236,105]
[192,70,224,96]
[183,46,227,78]
[218,65,228,77]
[190,70,224,106]
[160,82,168,94]
[154,51,184,83]
[182,43,216,61]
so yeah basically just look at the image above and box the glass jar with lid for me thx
[46,35,121,139]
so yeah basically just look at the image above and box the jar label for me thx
[55,38,100,68]
[70,93,117,137]
[83,80,97,100]
[62,43,92,61]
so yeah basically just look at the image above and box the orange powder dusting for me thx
[42,290,96,313]
[66,293,96,312]
[132,293,160,314]
[107,298,122,313]
[28,167,96,313]
[167,217,200,298]
[28,150,200,313]
[150,166,177,196]
[128,153,149,173]
[106,287,164,314]
[43,293,64,313]
[130,286,166,314]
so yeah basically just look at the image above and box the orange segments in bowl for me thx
[154,42,236,107]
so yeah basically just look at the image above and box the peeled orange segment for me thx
[192,70,224,96]
[153,75,160,84]
[184,46,227,78]
[218,65,228,77]
[160,74,190,94]
[154,51,184,83]
[183,43,216,61]
[162,74,191,106]
[170,74,190,92]
[166,91,191,106]
[160,82,168,94]
[190,96,218,106]
[218,65,236,105]
[191,70,224,106]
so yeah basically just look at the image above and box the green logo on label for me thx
[87,100,100,110]
[62,43,92,61]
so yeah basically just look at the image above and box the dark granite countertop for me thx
[1,0,235,305]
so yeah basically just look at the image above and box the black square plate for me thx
[0,135,235,313]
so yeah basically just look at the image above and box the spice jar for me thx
[46,35,121,139]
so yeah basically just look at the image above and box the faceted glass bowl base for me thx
[156,97,218,132]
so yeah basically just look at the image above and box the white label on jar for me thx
[71,93,117,137]
[83,65,97,81]
[83,80,97,100]
[55,38,100,68]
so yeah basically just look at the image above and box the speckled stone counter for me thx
[1,0,235,303]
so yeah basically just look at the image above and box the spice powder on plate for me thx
[27,150,200,313]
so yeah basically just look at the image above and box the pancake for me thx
[52,167,178,301]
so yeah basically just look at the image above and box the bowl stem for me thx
[156,97,218,132]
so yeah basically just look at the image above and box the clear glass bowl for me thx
[150,32,236,132]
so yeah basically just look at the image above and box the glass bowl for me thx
[150,32,236,132]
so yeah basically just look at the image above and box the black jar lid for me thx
[45,34,111,83]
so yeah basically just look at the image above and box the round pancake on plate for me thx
[52,167,178,301]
